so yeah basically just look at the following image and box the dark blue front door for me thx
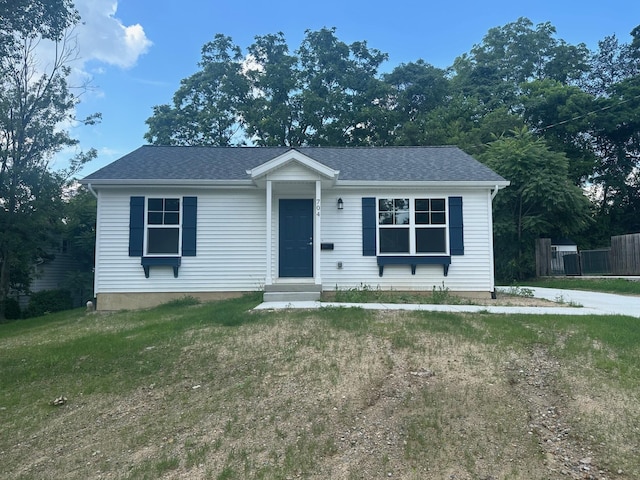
[279,199,313,277]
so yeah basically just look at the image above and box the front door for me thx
[279,199,313,277]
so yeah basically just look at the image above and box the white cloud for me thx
[74,0,152,69]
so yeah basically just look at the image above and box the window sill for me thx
[376,255,451,277]
[141,256,181,278]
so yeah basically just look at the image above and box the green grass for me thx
[524,277,640,295]
[1,295,639,479]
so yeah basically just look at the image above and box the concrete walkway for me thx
[254,286,640,318]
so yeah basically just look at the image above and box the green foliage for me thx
[142,20,640,283]
[0,298,21,321]
[0,0,80,57]
[482,128,592,281]
[23,289,73,318]
[0,4,97,320]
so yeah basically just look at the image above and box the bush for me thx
[0,298,22,321]
[24,289,73,318]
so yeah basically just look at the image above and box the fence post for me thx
[536,238,552,277]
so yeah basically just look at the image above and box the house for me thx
[80,146,509,310]
[15,239,82,309]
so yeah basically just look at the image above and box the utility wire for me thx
[538,92,640,132]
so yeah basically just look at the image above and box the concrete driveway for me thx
[508,286,640,318]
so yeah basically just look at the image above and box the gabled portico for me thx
[246,149,340,290]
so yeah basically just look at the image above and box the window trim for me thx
[377,196,449,256]
[144,197,182,257]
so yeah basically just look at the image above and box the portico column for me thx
[265,180,273,286]
[314,180,322,285]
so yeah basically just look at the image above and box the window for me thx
[378,197,447,255]
[415,198,446,253]
[146,198,180,255]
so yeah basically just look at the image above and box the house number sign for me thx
[316,198,321,216]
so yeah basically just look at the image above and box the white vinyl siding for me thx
[320,188,495,293]
[94,188,266,294]
[94,185,496,296]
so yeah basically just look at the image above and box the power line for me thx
[538,92,640,132]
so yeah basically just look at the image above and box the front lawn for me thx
[1,295,638,479]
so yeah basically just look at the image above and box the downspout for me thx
[87,183,98,199]
[490,185,499,299]
[491,184,500,201]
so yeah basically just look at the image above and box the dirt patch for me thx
[322,290,565,307]
[3,311,636,479]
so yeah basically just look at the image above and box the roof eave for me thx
[335,180,510,188]
[80,178,255,187]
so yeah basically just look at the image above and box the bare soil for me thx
[4,308,636,480]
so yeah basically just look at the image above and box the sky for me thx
[57,0,640,176]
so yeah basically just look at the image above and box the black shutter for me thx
[182,196,197,256]
[129,196,145,257]
[362,197,377,256]
[448,196,464,256]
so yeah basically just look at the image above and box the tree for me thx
[60,186,96,305]
[145,28,390,147]
[0,0,79,57]
[520,79,597,184]
[243,32,301,146]
[0,1,97,319]
[451,17,589,110]
[481,128,592,281]
[145,34,249,146]
[296,28,388,146]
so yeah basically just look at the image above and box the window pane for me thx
[379,212,394,225]
[148,212,163,225]
[431,212,446,224]
[148,198,163,211]
[147,228,179,254]
[416,228,446,253]
[380,228,409,253]
[379,199,393,211]
[415,199,429,211]
[165,198,180,211]
[164,212,179,225]
[395,198,409,211]
[395,211,410,225]
[431,198,445,211]
[415,212,430,225]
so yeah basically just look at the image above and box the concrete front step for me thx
[263,283,322,302]
[264,283,322,293]
[263,291,321,302]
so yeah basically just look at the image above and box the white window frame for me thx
[377,196,449,256]
[144,197,182,256]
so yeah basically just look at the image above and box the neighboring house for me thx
[80,146,509,310]
[16,240,77,308]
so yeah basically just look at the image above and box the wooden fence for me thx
[611,233,640,275]
[535,233,640,277]
[535,238,552,277]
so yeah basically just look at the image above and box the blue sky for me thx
[64,0,640,175]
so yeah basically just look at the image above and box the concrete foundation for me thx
[96,291,247,311]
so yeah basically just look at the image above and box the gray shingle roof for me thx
[81,145,507,183]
